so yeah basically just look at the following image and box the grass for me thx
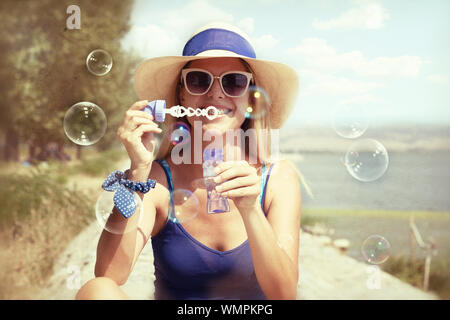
[381,254,450,300]
[0,147,128,299]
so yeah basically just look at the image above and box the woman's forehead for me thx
[188,57,248,73]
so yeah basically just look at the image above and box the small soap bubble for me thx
[170,121,191,146]
[169,189,200,224]
[86,49,113,76]
[343,139,389,182]
[361,235,391,264]
[331,104,369,139]
[95,190,143,234]
[238,86,270,120]
[63,102,107,146]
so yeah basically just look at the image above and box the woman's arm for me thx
[215,159,301,299]
[94,165,164,285]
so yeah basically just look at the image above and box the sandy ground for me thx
[38,222,439,300]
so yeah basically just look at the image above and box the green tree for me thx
[0,0,140,162]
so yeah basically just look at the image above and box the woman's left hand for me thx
[213,160,261,214]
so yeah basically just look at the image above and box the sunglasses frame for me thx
[181,68,253,98]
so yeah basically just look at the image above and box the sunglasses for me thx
[181,68,253,98]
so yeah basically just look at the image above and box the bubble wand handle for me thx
[141,100,219,122]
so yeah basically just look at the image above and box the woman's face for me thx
[179,57,250,133]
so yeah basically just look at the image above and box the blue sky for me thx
[121,0,450,128]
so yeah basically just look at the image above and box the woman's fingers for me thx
[215,175,260,193]
[129,100,149,111]
[219,185,260,198]
[214,161,257,182]
[123,116,156,131]
[132,124,162,138]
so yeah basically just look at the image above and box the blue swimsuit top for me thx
[151,159,274,300]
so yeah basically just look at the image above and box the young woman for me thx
[76,23,301,300]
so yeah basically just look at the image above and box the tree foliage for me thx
[0,0,141,161]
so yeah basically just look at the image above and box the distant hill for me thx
[279,124,450,153]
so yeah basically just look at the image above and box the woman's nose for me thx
[207,77,225,98]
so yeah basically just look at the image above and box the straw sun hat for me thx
[133,22,299,129]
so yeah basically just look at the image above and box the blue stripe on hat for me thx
[182,28,256,59]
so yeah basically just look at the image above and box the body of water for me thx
[294,151,450,212]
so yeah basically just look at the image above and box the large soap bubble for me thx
[344,139,389,182]
[63,101,107,146]
[86,49,113,76]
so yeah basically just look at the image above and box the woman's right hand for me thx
[117,100,163,172]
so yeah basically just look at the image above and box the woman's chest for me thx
[153,188,248,252]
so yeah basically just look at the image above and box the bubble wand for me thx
[141,100,221,122]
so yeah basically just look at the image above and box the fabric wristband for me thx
[101,170,156,218]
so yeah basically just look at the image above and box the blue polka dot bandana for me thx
[102,170,156,219]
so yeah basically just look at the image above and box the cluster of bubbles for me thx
[331,104,389,182]
[361,235,391,264]
[62,49,120,233]
[64,49,112,146]
[331,106,391,264]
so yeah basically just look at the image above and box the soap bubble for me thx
[170,121,191,146]
[361,235,391,264]
[331,104,369,139]
[95,190,143,234]
[343,139,389,182]
[238,85,270,120]
[169,189,200,224]
[63,102,107,146]
[86,49,113,76]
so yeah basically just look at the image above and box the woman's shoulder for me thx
[263,158,302,207]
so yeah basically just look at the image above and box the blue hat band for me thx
[182,28,256,59]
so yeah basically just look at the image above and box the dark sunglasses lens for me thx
[222,73,248,96]
[186,71,211,94]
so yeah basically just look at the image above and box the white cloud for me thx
[313,2,389,30]
[288,38,423,77]
[338,94,383,106]
[121,24,180,58]
[251,34,279,52]
[237,17,255,35]
[299,71,383,96]
[427,74,450,88]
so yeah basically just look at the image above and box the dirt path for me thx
[39,222,438,300]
